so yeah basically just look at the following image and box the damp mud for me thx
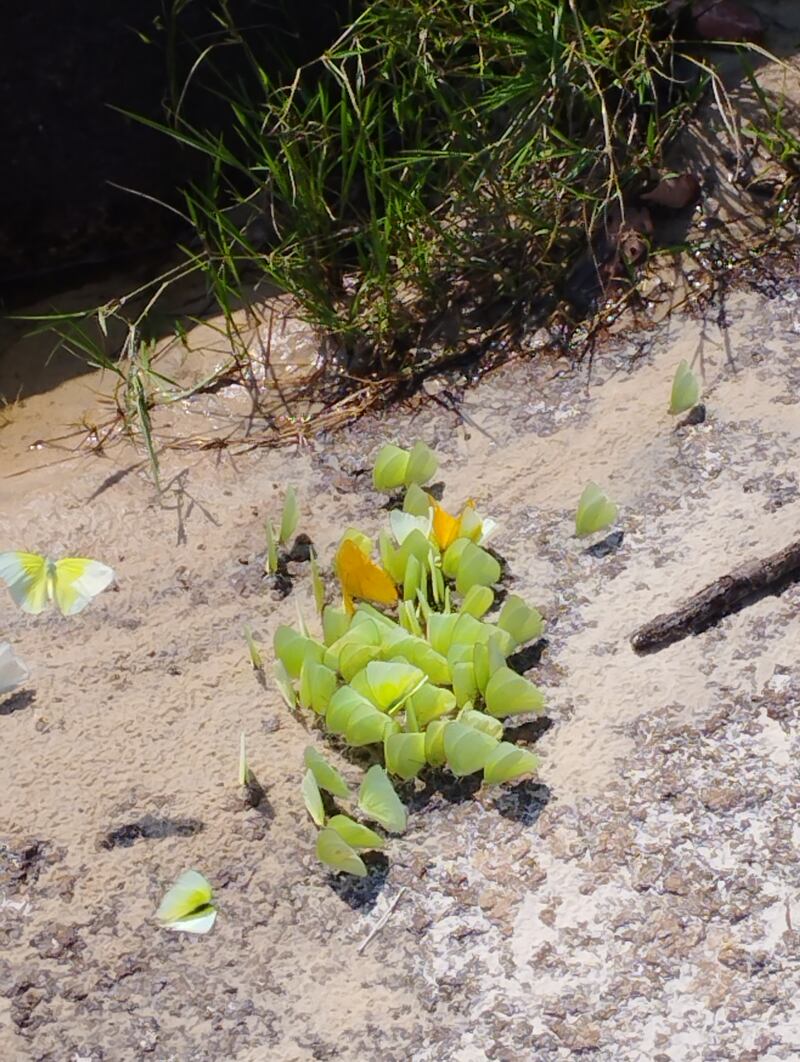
[1,268,799,1059]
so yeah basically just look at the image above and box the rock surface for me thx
[1,275,799,1059]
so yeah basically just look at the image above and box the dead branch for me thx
[631,538,800,654]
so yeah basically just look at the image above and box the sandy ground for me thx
[1,266,799,1060]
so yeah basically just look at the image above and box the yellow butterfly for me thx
[0,552,114,615]
[156,870,217,934]
[335,539,397,615]
[429,497,495,550]
[430,497,463,550]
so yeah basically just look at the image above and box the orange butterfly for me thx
[429,497,475,550]
[335,539,398,615]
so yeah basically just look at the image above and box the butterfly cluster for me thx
[273,442,547,876]
[2,371,700,920]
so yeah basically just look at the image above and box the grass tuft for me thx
[16,1,800,460]
[158,0,689,369]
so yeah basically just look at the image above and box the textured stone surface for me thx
[1,276,799,1059]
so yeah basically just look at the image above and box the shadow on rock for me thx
[507,639,547,673]
[406,770,483,815]
[0,689,36,716]
[98,814,204,850]
[585,530,624,558]
[493,780,551,826]
[505,715,553,746]
[328,852,389,911]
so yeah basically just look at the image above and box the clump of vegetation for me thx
[37,6,692,403]
[274,441,545,876]
[27,2,798,464]
[155,0,689,372]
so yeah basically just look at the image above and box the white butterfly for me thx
[389,509,432,546]
[0,642,29,694]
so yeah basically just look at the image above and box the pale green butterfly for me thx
[238,732,249,786]
[403,554,423,603]
[299,658,338,715]
[372,444,410,492]
[405,441,438,487]
[384,731,427,781]
[424,718,448,766]
[473,635,506,695]
[574,483,618,538]
[668,359,701,415]
[390,637,450,686]
[350,660,426,713]
[402,482,432,517]
[156,870,217,934]
[358,764,407,833]
[455,542,501,595]
[303,746,349,798]
[409,682,456,727]
[443,720,498,777]
[0,642,29,695]
[243,625,263,670]
[452,660,478,708]
[316,827,367,877]
[273,626,324,678]
[458,708,504,742]
[0,552,114,616]
[278,485,299,546]
[497,595,544,649]
[484,666,545,718]
[327,814,385,850]
[326,686,393,746]
[309,548,325,617]
[322,605,350,647]
[483,743,539,786]
[460,584,494,619]
[273,660,296,709]
[302,769,326,826]
[426,612,460,655]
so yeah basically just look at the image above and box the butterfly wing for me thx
[316,827,367,877]
[362,660,426,711]
[576,483,617,537]
[336,540,397,612]
[156,869,214,927]
[443,720,498,777]
[389,510,432,546]
[357,765,407,833]
[163,906,218,934]
[0,642,29,694]
[0,552,50,614]
[669,360,700,415]
[302,769,326,826]
[431,499,461,550]
[52,558,114,616]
